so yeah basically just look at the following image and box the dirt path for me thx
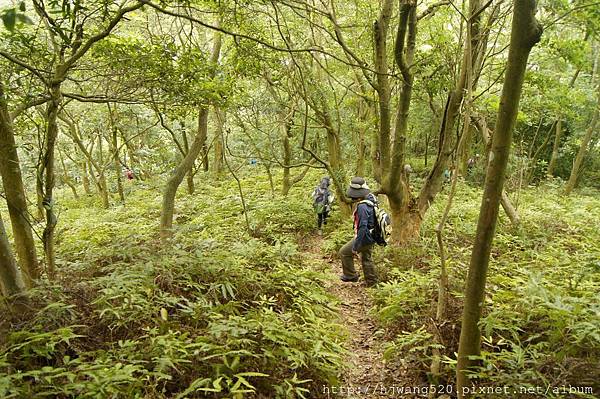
[303,235,392,398]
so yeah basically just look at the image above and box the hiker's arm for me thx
[352,206,369,252]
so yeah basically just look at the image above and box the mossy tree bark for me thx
[0,81,39,286]
[371,0,491,244]
[385,1,418,243]
[0,214,24,297]
[456,1,542,394]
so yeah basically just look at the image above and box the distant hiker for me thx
[467,154,480,174]
[404,164,413,182]
[125,168,135,181]
[443,168,452,184]
[312,176,334,234]
[338,177,378,287]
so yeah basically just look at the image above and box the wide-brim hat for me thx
[346,177,370,199]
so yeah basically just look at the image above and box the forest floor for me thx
[302,233,397,399]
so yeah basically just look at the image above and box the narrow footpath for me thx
[302,235,392,399]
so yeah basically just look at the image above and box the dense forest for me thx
[1,0,599,398]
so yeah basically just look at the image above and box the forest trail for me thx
[302,234,391,399]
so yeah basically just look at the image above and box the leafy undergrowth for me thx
[368,181,600,398]
[0,171,346,398]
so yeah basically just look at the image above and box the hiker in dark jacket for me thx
[338,177,378,286]
[312,176,334,234]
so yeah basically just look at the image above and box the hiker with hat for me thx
[311,176,334,234]
[338,177,378,286]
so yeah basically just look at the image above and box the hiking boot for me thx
[340,275,359,283]
[317,229,323,236]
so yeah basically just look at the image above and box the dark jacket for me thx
[352,196,377,252]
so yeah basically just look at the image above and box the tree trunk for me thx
[213,107,225,176]
[181,130,195,195]
[0,80,39,286]
[160,107,210,239]
[61,115,110,207]
[385,1,418,243]
[356,129,366,176]
[547,67,583,177]
[458,124,474,176]
[59,148,79,199]
[41,83,63,281]
[186,172,195,195]
[546,117,563,176]
[372,0,394,182]
[36,173,45,220]
[388,191,421,243]
[81,161,91,195]
[0,214,24,297]
[281,120,293,196]
[158,19,224,237]
[96,133,110,209]
[419,0,485,215]
[107,104,125,203]
[475,115,521,226]
[564,85,599,195]
[198,106,209,173]
[456,2,541,394]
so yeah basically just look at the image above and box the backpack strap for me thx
[358,199,375,207]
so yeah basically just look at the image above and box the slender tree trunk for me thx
[61,115,109,207]
[41,83,63,281]
[356,129,366,176]
[113,134,125,203]
[547,67,583,177]
[186,171,195,195]
[564,87,599,195]
[546,117,563,176]
[36,173,45,220]
[198,107,209,173]
[213,107,225,176]
[158,10,224,239]
[107,104,125,203]
[181,130,195,195]
[0,214,24,297]
[456,2,541,394]
[476,115,521,226]
[0,81,39,286]
[458,124,474,176]
[96,133,110,209]
[81,161,91,195]
[160,107,210,239]
[282,121,293,196]
[419,0,485,215]
[59,148,79,199]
